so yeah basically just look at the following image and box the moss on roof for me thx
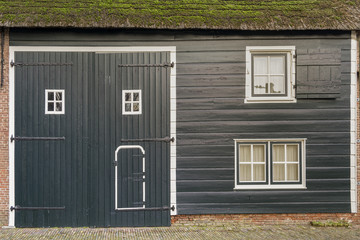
[0,0,359,30]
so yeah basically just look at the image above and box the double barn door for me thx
[13,51,171,227]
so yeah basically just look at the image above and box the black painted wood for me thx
[296,48,342,98]
[14,51,171,227]
[11,29,352,217]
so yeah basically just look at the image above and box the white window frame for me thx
[238,143,267,183]
[234,138,306,190]
[45,89,65,114]
[245,46,296,103]
[122,89,142,115]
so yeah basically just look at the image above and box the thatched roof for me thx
[0,0,360,30]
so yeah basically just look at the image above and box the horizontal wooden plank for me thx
[177,144,350,157]
[177,120,350,134]
[177,157,234,169]
[177,179,350,192]
[177,74,244,87]
[177,202,350,214]
[177,51,245,63]
[176,132,350,146]
[307,144,350,155]
[177,63,245,75]
[297,48,341,66]
[297,93,340,99]
[176,167,349,181]
[10,29,350,42]
[176,98,349,110]
[177,86,245,99]
[177,168,233,181]
[307,167,349,180]
[177,109,350,122]
[177,191,350,204]
[177,154,350,169]
[307,179,350,190]
[306,155,350,168]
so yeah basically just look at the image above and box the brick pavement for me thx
[0,224,359,240]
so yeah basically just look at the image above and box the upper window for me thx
[245,46,296,103]
[45,89,64,114]
[234,139,306,190]
[122,90,142,115]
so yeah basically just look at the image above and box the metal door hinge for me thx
[118,62,174,68]
[10,205,65,211]
[10,60,73,67]
[121,137,175,143]
[10,135,65,142]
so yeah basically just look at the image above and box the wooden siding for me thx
[10,29,352,215]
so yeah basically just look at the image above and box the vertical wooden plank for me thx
[98,53,106,226]
[89,53,99,227]
[31,52,40,226]
[143,52,151,226]
[109,53,116,226]
[138,52,145,227]
[42,52,51,226]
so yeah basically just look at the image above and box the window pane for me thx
[287,145,299,162]
[253,76,268,94]
[125,103,131,112]
[125,93,132,101]
[48,92,54,100]
[133,92,139,101]
[239,145,251,162]
[270,76,285,94]
[133,103,139,112]
[287,164,299,181]
[273,145,285,162]
[270,56,285,74]
[273,164,285,181]
[253,56,268,74]
[239,164,251,181]
[56,102,62,111]
[48,102,54,112]
[253,145,265,162]
[56,92,62,100]
[253,164,265,181]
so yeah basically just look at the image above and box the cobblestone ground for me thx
[0,224,360,240]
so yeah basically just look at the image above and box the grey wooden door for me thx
[90,52,171,227]
[14,51,171,227]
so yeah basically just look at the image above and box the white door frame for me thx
[114,145,146,210]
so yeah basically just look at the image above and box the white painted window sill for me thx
[245,98,296,104]
[234,185,307,190]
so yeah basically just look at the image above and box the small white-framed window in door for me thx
[122,90,142,115]
[45,89,65,114]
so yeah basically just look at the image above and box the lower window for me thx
[234,139,306,189]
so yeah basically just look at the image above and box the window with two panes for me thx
[235,140,305,189]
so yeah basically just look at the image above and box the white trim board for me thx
[350,31,358,213]
[8,46,177,227]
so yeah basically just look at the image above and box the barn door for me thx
[89,52,171,227]
[13,51,171,227]
[13,52,93,227]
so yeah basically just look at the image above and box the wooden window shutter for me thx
[296,48,341,99]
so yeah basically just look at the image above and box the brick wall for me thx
[171,213,360,225]
[0,28,9,226]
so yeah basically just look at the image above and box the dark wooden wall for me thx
[10,29,352,214]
